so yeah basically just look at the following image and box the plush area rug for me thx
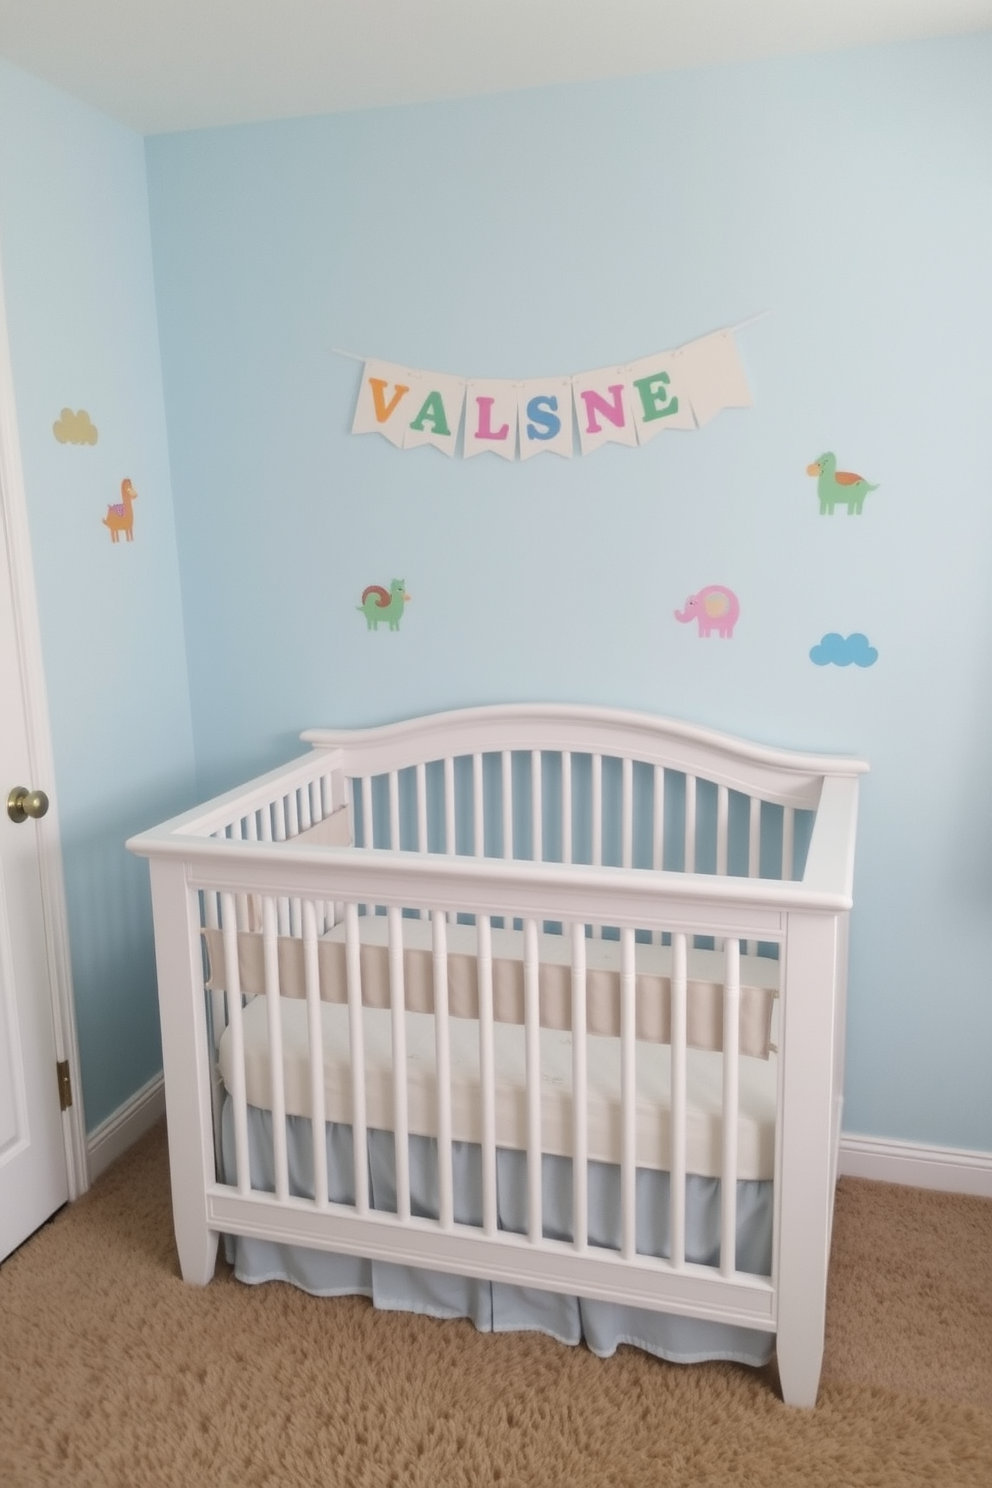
[1,1120,989,1487]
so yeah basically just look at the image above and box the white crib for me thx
[129,703,867,1407]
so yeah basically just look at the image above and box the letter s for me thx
[525,395,561,442]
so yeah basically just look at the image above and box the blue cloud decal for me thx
[810,632,878,668]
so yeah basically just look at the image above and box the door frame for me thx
[0,253,88,1200]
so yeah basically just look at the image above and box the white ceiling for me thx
[0,0,990,136]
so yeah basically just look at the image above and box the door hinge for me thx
[56,1059,72,1111]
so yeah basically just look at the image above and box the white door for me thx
[0,388,71,1267]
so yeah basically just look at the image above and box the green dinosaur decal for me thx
[358,579,411,631]
[806,452,879,516]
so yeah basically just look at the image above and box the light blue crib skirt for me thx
[221,1100,775,1367]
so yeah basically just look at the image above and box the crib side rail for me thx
[134,834,855,944]
[128,748,346,846]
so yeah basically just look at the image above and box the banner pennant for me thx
[345,318,761,459]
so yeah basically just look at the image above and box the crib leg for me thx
[773,911,841,1409]
[172,1191,220,1285]
[775,1315,824,1409]
[164,1089,221,1284]
[149,858,223,1287]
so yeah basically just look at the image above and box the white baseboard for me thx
[839,1133,992,1198]
[86,1072,165,1183]
[82,1079,990,1199]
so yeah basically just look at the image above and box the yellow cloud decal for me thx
[53,408,98,445]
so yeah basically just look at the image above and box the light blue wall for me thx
[0,62,197,1129]
[146,36,992,1154]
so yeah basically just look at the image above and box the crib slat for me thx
[720,937,741,1278]
[591,754,602,867]
[684,774,697,874]
[620,926,637,1261]
[477,915,498,1236]
[473,753,484,857]
[591,755,602,937]
[561,751,573,866]
[388,770,400,851]
[361,775,374,850]
[652,767,665,945]
[416,762,429,919]
[431,912,454,1231]
[653,766,665,869]
[716,784,729,876]
[746,796,761,954]
[416,762,428,852]
[524,918,543,1245]
[620,756,633,869]
[444,756,456,855]
[281,800,298,938]
[302,900,328,1209]
[531,750,542,863]
[571,922,588,1251]
[388,906,411,1222]
[748,796,761,877]
[501,751,513,860]
[221,893,251,1196]
[345,902,369,1215]
[204,891,225,1053]
[782,805,795,882]
[262,897,289,1204]
[319,776,338,928]
[670,932,688,1268]
[229,820,249,932]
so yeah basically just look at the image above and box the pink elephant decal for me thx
[674,585,740,638]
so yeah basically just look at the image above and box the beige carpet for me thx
[1,1121,990,1487]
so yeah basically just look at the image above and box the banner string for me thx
[329,312,771,374]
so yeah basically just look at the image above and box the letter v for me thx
[369,377,410,423]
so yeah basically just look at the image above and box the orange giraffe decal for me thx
[103,478,138,542]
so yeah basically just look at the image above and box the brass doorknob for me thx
[7,787,50,824]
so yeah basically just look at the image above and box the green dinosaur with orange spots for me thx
[806,452,879,516]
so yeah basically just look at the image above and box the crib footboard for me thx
[130,705,866,1408]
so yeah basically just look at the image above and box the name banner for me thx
[350,325,753,459]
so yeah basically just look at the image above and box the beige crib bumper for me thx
[204,916,778,1060]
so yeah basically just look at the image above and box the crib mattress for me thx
[218,993,777,1181]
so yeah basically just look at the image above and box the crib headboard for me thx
[136,703,867,911]
[297,704,868,891]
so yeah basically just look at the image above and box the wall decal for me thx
[102,478,138,543]
[809,633,878,667]
[806,452,879,515]
[341,314,767,460]
[358,580,411,631]
[53,408,98,445]
[674,585,740,638]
